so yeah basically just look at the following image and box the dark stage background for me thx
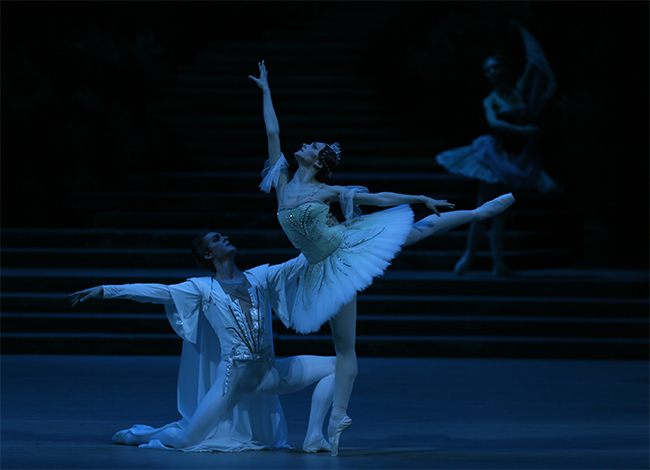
[1,1,647,266]
[2,1,648,267]
[2,6,649,466]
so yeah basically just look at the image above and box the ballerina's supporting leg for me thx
[489,211,517,276]
[403,192,515,247]
[327,298,357,457]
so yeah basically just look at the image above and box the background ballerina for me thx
[249,60,514,455]
[436,22,560,277]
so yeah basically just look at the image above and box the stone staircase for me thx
[2,7,648,359]
[2,218,648,359]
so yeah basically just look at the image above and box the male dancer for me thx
[71,229,335,453]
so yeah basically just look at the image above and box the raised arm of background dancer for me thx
[249,60,282,166]
[517,56,535,99]
[509,21,536,97]
[483,95,542,137]
[351,190,454,217]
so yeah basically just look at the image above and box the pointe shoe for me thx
[473,193,515,221]
[453,253,473,275]
[303,436,332,453]
[328,414,352,457]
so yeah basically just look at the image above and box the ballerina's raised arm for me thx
[249,61,455,216]
[249,60,288,204]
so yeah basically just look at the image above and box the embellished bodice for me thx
[277,202,345,264]
[497,103,527,125]
[494,100,530,154]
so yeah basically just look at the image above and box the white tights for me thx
[328,193,514,417]
[404,194,510,247]
[121,355,335,450]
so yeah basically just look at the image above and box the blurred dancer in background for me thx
[436,22,560,277]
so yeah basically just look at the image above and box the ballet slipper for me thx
[328,414,352,457]
[472,193,515,221]
[138,439,174,451]
[112,429,137,446]
[302,436,332,453]
[453,253,473,275]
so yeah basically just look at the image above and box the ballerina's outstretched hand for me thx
[424,197,455,216]
[248,60,269,90]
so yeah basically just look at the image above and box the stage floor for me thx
[2,355,648,469]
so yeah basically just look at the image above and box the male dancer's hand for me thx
[69,286,103,307]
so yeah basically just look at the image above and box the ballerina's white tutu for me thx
[276,201,413,333]
[261,156,413,334]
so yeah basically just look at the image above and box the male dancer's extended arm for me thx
[70,283,174,306]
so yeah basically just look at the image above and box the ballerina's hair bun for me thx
[316,142,341,182]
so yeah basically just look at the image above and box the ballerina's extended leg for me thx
[403,193,514,247]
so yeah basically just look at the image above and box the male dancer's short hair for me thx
[191,227,217,273]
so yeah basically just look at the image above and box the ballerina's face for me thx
[294,142,327,166]
[483,55,505,85]
[202,231,237,263]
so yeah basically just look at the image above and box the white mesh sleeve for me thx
[260,154,290,193]
[339,186,369,221]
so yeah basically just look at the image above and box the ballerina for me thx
[70,229,336,453]
[436,22,560,276]
[250,60,514,455]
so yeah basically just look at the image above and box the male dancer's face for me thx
[202,232,237,264]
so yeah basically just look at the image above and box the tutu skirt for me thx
[436,135,559,193]
[286,204,414,334]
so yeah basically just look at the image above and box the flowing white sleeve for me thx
[519,27,557,120]
[247,256,308,329]
[103,280,206,344]
[339,185,369,221]
[259,154,290,194]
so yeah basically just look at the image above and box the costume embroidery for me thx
[210,282,272,396]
